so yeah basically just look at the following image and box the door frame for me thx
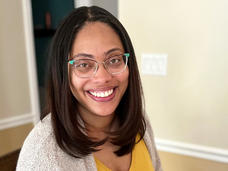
[22,0,40,124]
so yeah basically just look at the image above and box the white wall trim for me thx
[74,0,93,8]
[156,138,228,163]
[0,114,34,130]
[22,0,40,124]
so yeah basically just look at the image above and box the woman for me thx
[17,6,162,171]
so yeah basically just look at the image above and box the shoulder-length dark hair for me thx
[42,6,146,158]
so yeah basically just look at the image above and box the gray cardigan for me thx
[17,114,162,171]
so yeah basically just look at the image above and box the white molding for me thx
[0,114,34,130]
[74,0,93,8]
[155,138,228,163]
[22,0,40,124]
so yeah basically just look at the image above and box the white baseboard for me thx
[155,138,228,163]
[0,114,34,130]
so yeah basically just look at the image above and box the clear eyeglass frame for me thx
[68,53,130,78]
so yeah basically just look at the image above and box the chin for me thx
[86,101,119,117]
[93,110,115,117]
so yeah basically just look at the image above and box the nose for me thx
[93,63,112,82]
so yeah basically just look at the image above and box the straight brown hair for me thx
[42,6,146,158]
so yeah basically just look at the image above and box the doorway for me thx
[31,0,74,112]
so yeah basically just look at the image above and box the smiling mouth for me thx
[87,88,116,102]
[89,89,114,97]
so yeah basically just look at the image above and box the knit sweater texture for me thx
[17,114,162,171]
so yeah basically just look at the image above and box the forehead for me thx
[71,22,124,56]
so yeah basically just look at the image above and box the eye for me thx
[110,58,121,64]
[77,63,89,68]
[108,55,123,64]
[74,59,95,71]
[74,60,92,68]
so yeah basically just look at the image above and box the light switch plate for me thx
[141,53,168,76]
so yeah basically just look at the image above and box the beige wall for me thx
[159,151,228,171]
[0,0,34,156]
[0,0,31,119]
[119,0,228,149]
[119,0,228,169]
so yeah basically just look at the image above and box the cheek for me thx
[70,74,85,98]
[118,67,129,89]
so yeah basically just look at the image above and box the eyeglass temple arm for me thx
[124,53,130,58]
[68,59,75,65]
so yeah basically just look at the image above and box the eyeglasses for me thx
[68,53,130,78]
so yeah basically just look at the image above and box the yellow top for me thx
[94,135,155,171]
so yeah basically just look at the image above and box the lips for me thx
[87,88,116,102]
[89,89,113,97]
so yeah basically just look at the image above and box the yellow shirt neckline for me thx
[94,135,155,171]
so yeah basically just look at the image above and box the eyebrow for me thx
[72,48,124,59]
[104,48,123,56]
[73,53,94,59]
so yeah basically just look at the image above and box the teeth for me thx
[90,89,113,97]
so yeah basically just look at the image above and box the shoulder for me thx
[144,114,155,138]
[19,114,54,152]
[16,114,59,170]
[144,114,163,171]
[16,114,97,171]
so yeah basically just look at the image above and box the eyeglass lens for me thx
[69,54,129,78]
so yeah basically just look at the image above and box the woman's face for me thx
[69,22,129,118]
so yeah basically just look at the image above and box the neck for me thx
[79,110,118,140]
